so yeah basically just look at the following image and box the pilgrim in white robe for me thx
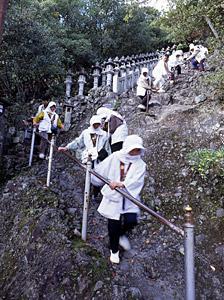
[91,150,146,220]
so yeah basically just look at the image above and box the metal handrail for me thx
[34,131,184,236]
[32,131,197,300]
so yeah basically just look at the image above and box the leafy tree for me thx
[0,0,64,102]
[39,0,96,68]
[0,0,167,102]
[158,0,224,45]
[114,4,167,56]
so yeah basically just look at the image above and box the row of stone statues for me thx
[65,52,159,98]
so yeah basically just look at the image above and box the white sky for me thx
[144,0,169,11]
[150,0,168,10]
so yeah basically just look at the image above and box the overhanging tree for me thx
[158,0,224,45]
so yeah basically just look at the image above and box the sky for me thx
[146,0,169,11]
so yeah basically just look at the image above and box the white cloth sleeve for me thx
[67,132,85,151]
[123,164,146,198]
[91,154,113,186]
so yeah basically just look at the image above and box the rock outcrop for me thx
[0,62,224,299]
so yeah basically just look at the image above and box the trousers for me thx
[108,213,137,253]
[39,131,49,155]
[139,92,151,107]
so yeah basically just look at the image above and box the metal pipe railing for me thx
[34,131,184,236]
[81,157,92,241]
[32,131,197,299]
[46,134,55,187]
[91,167,184,236]
[28,127,36,166]
[184,205,195,300]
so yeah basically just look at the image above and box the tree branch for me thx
[204,15,220,40]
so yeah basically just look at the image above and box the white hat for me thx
[96,107,112,118]
[90,115,102,126]
[45,101,57,113]
[49,101,56,107]
[96,106,124,122]
[141,67,148,74]
[122,135,145,154]
[189,43,195,50]
[175,50,183,56]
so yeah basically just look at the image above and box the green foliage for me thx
[0,0,65,102]
[203,49,224,100]
[158,0,224,44]
[72,237,111,283]
[205,70,224,101]
[0,0,167,102]
[1,0,223,104]
[187,148,224,178]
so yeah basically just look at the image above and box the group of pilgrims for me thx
[32,41,208,264]
[33,101,144,264]
[136,42,208,111]
[58,108,146,265]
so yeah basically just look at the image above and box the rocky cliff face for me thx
[0,112,6,180]
[0,99,11,182]
[0,62,224,299]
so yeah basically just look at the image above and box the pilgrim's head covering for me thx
[89,115,102,126]
[122,135,145,154]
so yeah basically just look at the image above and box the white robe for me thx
[136,74,152,97]
[67,127,108,162]
[152,59,169,89]
[168,51,184,70]
[91,151,146,220]
[195,46,208,63]
[111,122,128,145]
[187,45,207,63]
[38,110,59,133]
[97,108,128,145]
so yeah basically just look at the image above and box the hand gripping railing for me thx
[64,151,195,300]
[29,132,195,300]
[31,132,186,235]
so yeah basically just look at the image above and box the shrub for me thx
[187,148,224,178]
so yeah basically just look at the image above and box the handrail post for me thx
[28,127,36,167]
[81,155,92,241]
[44,140,184,236]
[146,90,150,113]
[46,134,55,187]
[184,205,195,300]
